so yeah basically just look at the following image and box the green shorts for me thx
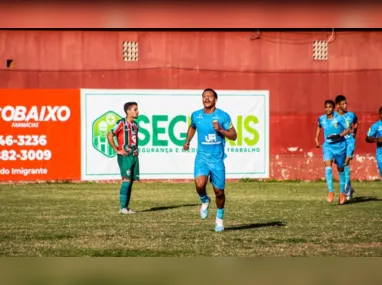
[117,154,140,181]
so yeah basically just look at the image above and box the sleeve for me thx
[317,117,322,128]
[110,121,123,136]
[222,113,233,130]
[135,123,139,146]
[367,123,378,137]
[190,112,196,128]
[353,113,358,124]
[134,123,139,154]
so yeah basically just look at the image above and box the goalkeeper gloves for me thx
[327,134,341,140]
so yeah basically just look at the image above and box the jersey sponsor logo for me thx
[205,134,216,142]
[202,133,221,145]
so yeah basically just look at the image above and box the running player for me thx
[365,106,382,181]
[334,95,358,200]
[315,100,351,204]
[183,88,237,232]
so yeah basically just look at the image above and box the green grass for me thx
[0,181,381,256]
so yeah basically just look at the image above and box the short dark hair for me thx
[124,102,137,113]
[335,94,347,105]
[325,100,335,108]
[379,106,382,114]
[203,88,218,99]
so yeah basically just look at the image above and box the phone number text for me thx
[0,135,47,146]
[0,150,52,161]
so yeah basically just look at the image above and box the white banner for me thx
[80,89,269,180]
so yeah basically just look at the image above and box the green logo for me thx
[92,111,122,158]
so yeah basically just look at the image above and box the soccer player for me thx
[183,88,237,232]
[315,100,351,205]
[334,95,358,200]
[365,106,382,181]
[107,102,140,214]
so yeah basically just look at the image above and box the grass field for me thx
[0,181,381,257]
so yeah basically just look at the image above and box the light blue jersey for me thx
[190,108,233,189]
[318,113,348,167]
[190,108,233,161]
[367,120,382,142]
[334,111,358,158]
[334,111,358,140]
[367,120,382,177]
[318,113,348,144]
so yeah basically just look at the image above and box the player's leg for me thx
[376,148,382,181]
[133,155,140,182]
[118,155,135,214]
[194,158,211,219]
[125,180,134,213]
[334,143,347,205]
[323,144,335,202]
[123,156,140,214]
[209,160,226,232]
[344,140,355,200]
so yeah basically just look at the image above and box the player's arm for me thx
[365,124,378,143]
[352,114,359,138]
[183,114,196,150]
[214,115,237,141]
[329,117,351,140]
[133,125,139,156]
[315,125,321,148]
[352,122,359,137]
[107,122,128,155]
[107,132,118,152]
[340,127,351,137]
[217,125,237,140]
[365,135,377,143]
[315,118,322,147]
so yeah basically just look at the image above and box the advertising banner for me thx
[0,89,81,181]
[81,89,269,180]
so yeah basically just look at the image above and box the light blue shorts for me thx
[194,156,225,190]
[323,141,346,168]
[345,137,356,158]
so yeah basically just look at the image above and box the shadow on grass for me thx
[139,203,199,212]
[225,221,286,231]
[346,196,382,205]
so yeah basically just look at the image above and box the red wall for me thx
[1,30,381,180]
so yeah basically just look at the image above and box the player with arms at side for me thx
[183,88,237,232]
[107,102,140,214]
[365,106,382,181]
[315,100,351,205]
[335,95,358,200]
